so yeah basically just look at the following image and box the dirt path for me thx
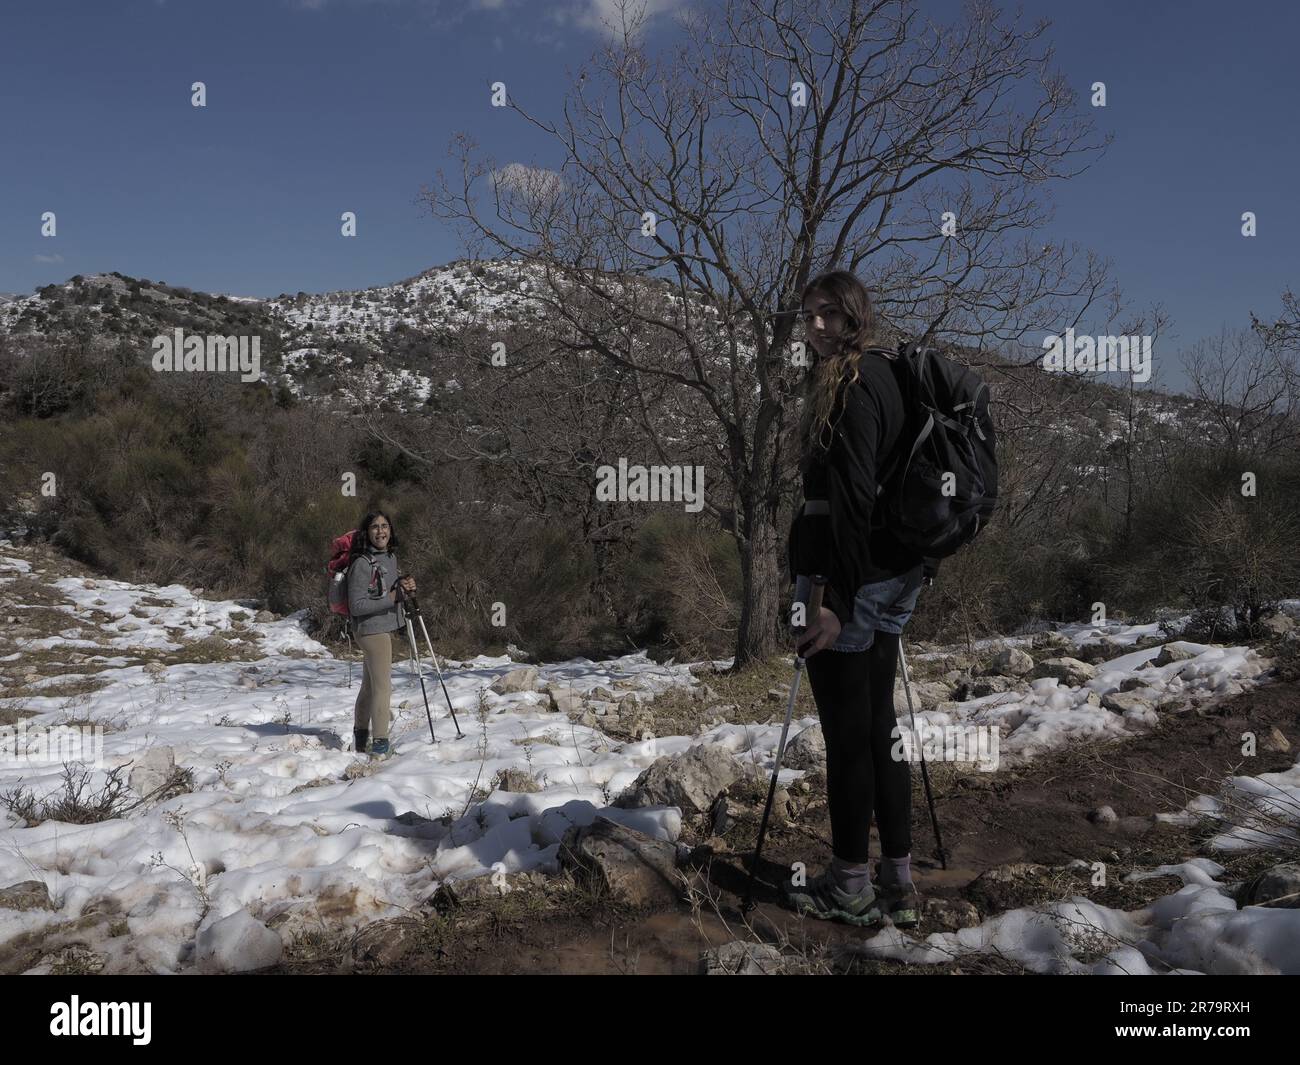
[275,668,1299,975]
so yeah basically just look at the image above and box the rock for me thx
[615,743,743,815]
[1260,612,1296,636]
[128,746,177,798]
[577,710,599,728]
[1101,692,1153,715]
[497,768,542,793]
[784,723,827,772]
[255,610,274,623]
[1088,805,1118,826]
[921,897,982,933]
[490,666,539,695]
[623,705,655,737]
[1122,705,1158,731]
[1118,675,1154,693]
[985,648,1034,677]
[288,778,334,794]
[688,662,720,677]
[430,871,548,909]
[559,817,682,907]
[544,684,584,714]
[709,795,732,835]
[1153,644,1196,666]
[1261,727,1291,754]
[1077,637,1125,664]
[195,909,283,973]
[1031,657,1096,686]
[969,676,1017,698]
[1030,631,1072,652]
[142,661,167,676]
[703,940,789,975]
[912,680,956,706]
[767,687,789,703]
[0,881,54,912]
[342,761,375,780]
[504,643,533,663]
[238,675,258,690]
[351,916,421,967]
[1238,862,1300,908]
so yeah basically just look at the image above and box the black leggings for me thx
[804,630,911,863]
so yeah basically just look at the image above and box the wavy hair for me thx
[350,509,400,560]
[799,270,881,452]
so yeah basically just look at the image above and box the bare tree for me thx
[1181,325,1300,459]
[424,0,1113,666]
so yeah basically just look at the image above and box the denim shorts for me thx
[798,563,925,653]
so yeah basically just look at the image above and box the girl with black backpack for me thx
[784,270,926,928]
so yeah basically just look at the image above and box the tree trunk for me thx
[733,507,784,668]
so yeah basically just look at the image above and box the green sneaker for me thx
[877,881,921,929]
[784,871,884,927]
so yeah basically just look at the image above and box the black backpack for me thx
[869,342,998,558]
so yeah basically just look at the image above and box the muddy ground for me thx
[273,659,1300,976]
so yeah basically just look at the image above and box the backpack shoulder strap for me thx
[865,343,924,500]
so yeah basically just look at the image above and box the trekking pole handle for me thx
[792,575,826,648]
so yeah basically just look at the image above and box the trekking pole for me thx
[402,609,437,744]
[898,638,948,870]
[741,578,823,914]
[344,622,355,689]
[404,593,463,739]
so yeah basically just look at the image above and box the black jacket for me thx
[787,351,930,625]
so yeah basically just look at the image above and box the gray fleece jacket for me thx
[347,548,405,636]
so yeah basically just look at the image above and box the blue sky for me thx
[2,0,1296,380]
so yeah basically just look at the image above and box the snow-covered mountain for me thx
[0,263,1231,450]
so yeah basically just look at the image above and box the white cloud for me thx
[490,163,564,203]
[551,0,688,35]
[34,253,65,264]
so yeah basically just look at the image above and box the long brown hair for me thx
[799,270,881,452]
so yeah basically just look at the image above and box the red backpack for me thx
[325,531,381,617]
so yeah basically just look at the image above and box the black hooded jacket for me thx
[787,349,928,625]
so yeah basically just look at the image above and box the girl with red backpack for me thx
[330,510,416,759]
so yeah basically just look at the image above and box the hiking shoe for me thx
[784,871,884,927]
[354,729,369,754]
[877,881,921,929]
[369,738,392,760]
